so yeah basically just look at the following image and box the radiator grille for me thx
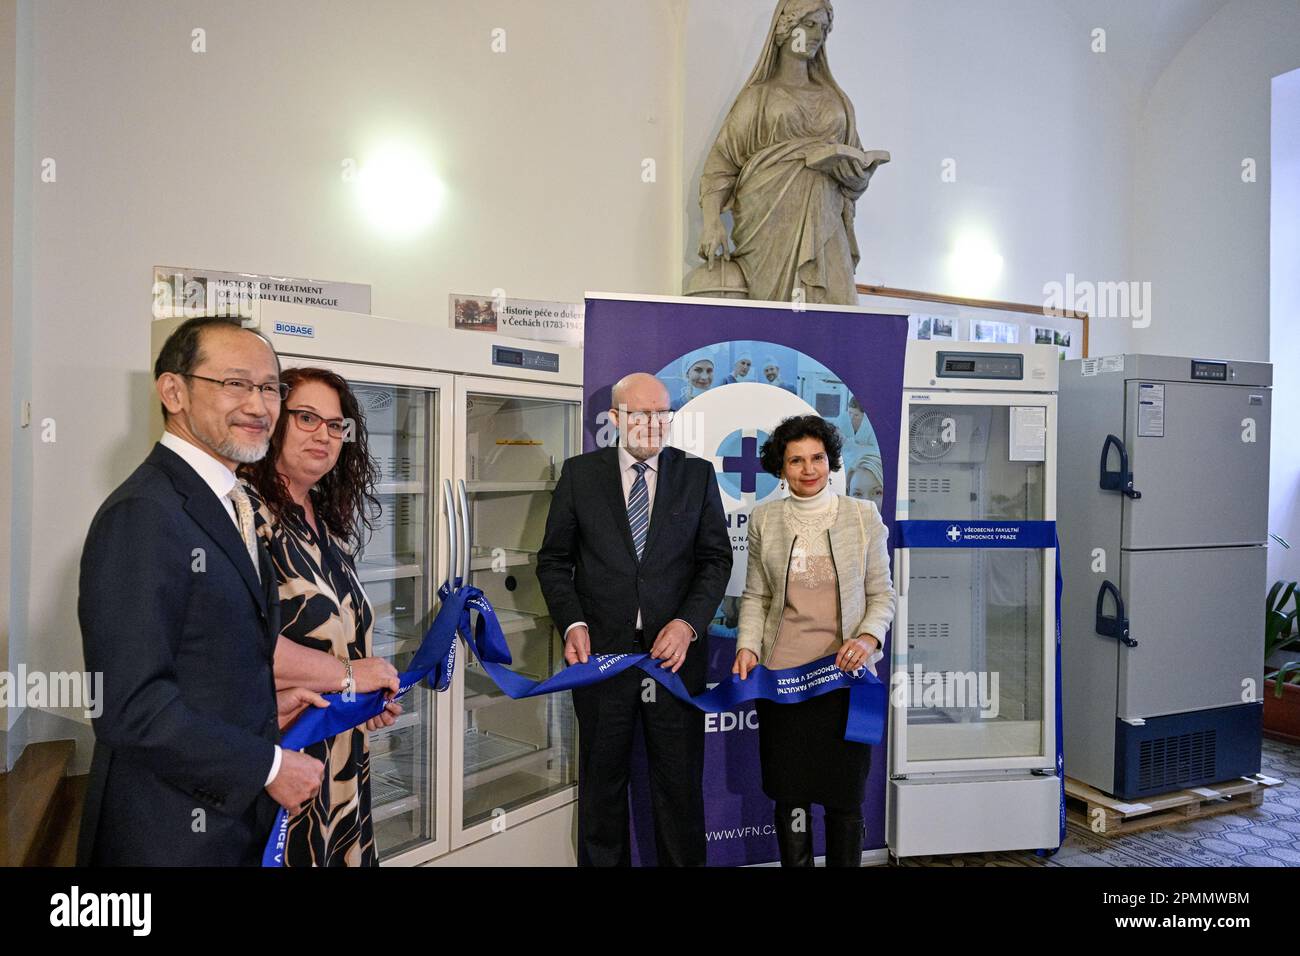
[1138,730,1217,792]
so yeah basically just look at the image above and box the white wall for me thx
[1269,67,1300,585]
[681,0,1140,355]
[9,0,683,768]
[1130,0,1300,362]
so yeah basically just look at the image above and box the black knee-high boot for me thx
[823,806,864,867]
[773,802,814,867]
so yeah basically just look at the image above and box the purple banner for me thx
[584,295,907,866]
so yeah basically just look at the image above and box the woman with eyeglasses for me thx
[239,367,401,866]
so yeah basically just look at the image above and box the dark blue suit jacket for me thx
[77,442,281,866]
[536,445,732,694]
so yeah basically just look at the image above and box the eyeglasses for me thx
[619,409,675,426]
[182,373,289,403]
[286,408,348,438]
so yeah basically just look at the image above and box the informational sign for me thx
[1010,405,1048,461]
[585,295,907,867]
[1080,354,1125,377]
[152,266,371,320]
[1137,382,1166,437]
[450,293,583,348]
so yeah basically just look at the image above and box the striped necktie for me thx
[627,461,650,560]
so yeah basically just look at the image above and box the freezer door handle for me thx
[1099,433,1141,499]
[1095,579,1137,647]
[442,479,458,591]
[457,478,471,584]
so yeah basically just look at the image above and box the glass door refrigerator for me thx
[304,363,454,865]
[450,377,581,847]
[887,341,1062,858]
[151,301,582,866]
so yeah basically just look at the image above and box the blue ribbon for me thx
[262,580,886,866]
[895,519,1066,853]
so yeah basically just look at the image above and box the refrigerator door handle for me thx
[1095,579,1137,647]
[457,478,472,585]
[442,478,458,592]
[1099,433,1141,499]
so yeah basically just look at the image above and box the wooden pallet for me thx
[1064,774,1282,837]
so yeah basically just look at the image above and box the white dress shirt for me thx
[159,430,282,786]
[564,446,696,644]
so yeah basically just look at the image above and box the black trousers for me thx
[571,663,706,866]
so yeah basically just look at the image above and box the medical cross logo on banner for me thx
[715,429,777,501]
[946,524,963,541]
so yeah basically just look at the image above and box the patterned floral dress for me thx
[246,482,378,867]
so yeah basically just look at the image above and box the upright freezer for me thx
[1057,355,1270,799]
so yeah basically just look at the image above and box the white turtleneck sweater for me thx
[783,480,838,545]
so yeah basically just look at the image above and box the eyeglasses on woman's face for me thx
[285,407,348,438]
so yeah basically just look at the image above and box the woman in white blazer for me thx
[733,415,896,866]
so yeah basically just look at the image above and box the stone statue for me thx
[684,0,888,306]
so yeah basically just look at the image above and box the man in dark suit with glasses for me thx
[538,372,732,866]
[78,316,325,865]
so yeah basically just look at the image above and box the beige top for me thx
[767,547,842,669]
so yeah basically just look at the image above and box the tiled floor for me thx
[898,737,1300,867]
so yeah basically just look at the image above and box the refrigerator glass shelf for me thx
[374,481,424,495]
[487,607,551,635]
[355,554,423,584]
[468,547,538,571]
[465,480,557,493]
[462,728,541,776]
[367,708,423,738]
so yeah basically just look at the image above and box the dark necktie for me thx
[628,461,650,560]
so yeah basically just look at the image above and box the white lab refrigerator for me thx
[887,342,1062,858]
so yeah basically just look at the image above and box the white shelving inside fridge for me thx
[453,387,580,838]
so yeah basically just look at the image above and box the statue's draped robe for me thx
[700,81,863,305]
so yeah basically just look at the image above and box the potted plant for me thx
[1264,580,1300,743]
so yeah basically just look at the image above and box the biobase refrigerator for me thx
[887,342,1062,857]
[1057,355,1270,800]
[151,301,583,865]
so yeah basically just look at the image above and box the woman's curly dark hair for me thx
[240,367,382,551]
[759,414,843,477]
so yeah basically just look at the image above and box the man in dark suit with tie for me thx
[77,316,325,865]
[537,372,732,866]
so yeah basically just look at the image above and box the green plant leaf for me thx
[1266,609,1297,656]
[1272,662,1300,698]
